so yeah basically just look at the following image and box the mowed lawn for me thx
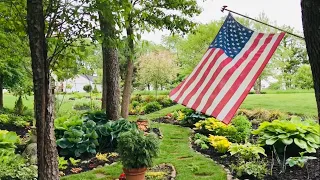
[3,92,317,116]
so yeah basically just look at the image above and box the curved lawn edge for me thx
[62,105,227,180]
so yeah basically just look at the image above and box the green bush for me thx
[92,84,99,93]
[131,94,143,102]
[56,120,99,157]
[131,101,140,108]
[83,84,93,93]
[0,149,37,180]
[14,96,27,115]
[82,111,109,125]
[117,129,160,169]
[144,95,156,103]
[73,102,99,111]
[96,119,137,149]
[0,114,10,124]
[252,117,320,154]
[230,116,252,143]
[231,161,268,180]
[156,97,175,107]
[144,101,162,114]
[0,130,20,150]
[193,133,209,150]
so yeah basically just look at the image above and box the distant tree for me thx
[137,50,178,93]
[292,64,313,89]
[301,0,320,120]
[83,84,93,93]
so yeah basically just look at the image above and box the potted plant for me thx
[117,129,160,180]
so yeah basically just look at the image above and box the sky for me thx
[142,0,303,44]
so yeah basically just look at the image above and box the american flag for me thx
[169,13,285,124]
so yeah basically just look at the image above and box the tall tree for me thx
[120,0,202,118]
[26,0,59,179]
[301,0,320,120]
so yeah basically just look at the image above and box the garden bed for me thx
[0,123,30,137]
[146,163,176,180]
[192,142,320,180]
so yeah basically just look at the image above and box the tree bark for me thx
[27,0,59,179]
[254,77,262,94]
[301,0,320,121]
[121,25,134,118]
[99,12,120,120]
[0,75,3,109]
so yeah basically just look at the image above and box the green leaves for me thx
[229,143,266,161]
[0,130,20,150]
[252,117,320,154]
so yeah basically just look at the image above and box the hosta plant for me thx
[286,152,316,168]
[193,133,209,150]
[229,143,266,161]
[252,117,320,153]
[208,135,231,153]
[0,130,20,150]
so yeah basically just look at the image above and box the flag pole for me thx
[221,6,305,40]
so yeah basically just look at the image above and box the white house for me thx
[57,75,102,93]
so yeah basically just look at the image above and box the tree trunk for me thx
[0,75,3,109]
[121,25,134,118]
[301,0,320,121]
[27,0,59,179]
[99,12,120,120]
[254,77,262,94]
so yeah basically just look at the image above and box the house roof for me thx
[80,75,97,82]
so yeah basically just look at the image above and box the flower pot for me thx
[123,167,147,180]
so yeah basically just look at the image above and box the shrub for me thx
[117,129,160,169]
[231,161,268,180]
[14,96,27,115]
[251,109,270,121]
[96,119,137,149]
[0,114,10,124]
[83,84,93,93]
[193,133,209,150]
[0,130,20,150]
[156,97,174,107]
[73,102,99,111]
[252,117,320,154]
[229,143,266,161]
[131,94,143,102]
[268,110,287,121]
[56,120,99,157]
[208,135,231,153]
[230,116,252,143]
[144,95,156,103]
[131,101,140,108]
[0,149,37,180]
[179,112,207,127]
[82,111,109,125]
[92,84,99,93]
[144,101,162,114]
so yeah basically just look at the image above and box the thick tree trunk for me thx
[301,0,320,121]
[121,26,134,118]
[0,75,3,109]
[99,12,120,120]
[27,0,59,179]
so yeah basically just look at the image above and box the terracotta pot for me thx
[123,167,147,180]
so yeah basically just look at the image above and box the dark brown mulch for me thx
[192,141,320,180]
[61,154,119,176]
[0,123,30,137]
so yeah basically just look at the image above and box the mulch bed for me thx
[146,163,176,180]
[0,123,30,137]
[61,154,119,176]
[192,140,320,180]
[152,116,180,125]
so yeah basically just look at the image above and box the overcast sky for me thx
[142,0,303,44]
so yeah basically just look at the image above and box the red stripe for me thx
[181,50,224,105]
[174,49,218,102]
[222,33,285,124]
[212,34,275,117]
[193,33,264,112]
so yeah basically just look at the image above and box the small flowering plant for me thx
[208,135,231,153]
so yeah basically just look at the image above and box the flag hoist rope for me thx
[221,6,305,40]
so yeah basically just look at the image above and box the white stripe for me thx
[177,49,220,104]
[205,33,271,115]
[217,33,281,120]
[186,52,228,107]
[170,49,212,100]
[195,33,260,112]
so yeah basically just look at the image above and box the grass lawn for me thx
[62,122,226,180]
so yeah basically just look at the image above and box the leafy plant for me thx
[54,115,83,139]
[83,84,92,93]
[144,101,162,114]
[0,114,10,124]
[0,130,20,150]
[69,157,81,166]
[14,96,27,115]
[96,153,108,161]
[73,102,99,111]
[286,152,316,168]
[117,129,160,169]
[230,116,252,143]
[96,118,137,149]
[82,111,109,125]
[58,157,69,170]
[208,135,231,153]
[231,161,268,180]
[56,120,99,157]
[193,133,209,150]
[0,149,37,180]
[252,117,320,153]
[229,143,266,161]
